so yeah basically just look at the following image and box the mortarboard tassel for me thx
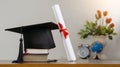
[12,28,23,63]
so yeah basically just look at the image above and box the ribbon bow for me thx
[23,49,28,56]
[58,22,68,39]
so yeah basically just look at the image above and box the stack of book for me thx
[23,49,49,62]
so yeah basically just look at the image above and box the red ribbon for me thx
[58,22,68,39]
[23,49,28,56]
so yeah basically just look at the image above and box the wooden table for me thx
[0,60,120,67]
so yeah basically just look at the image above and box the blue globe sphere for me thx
[91,41,103,53]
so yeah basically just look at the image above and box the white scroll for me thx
[52,4,76,61]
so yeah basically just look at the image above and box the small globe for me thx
[91,41,103,54]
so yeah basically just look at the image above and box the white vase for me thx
[93,35,106,43]
[91,35,106,60]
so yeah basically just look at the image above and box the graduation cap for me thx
[5,22,59,63]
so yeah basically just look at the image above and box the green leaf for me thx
[83,34,88,39]
[96,25,106,35]
[108,36,113,40]
[85,21,96,32]
[106,27,114,34]
[78,29,89,39]
[112,33,117,35]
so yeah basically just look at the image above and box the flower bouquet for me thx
[78,10,117,40]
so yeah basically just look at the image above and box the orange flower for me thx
[97,10,102,19]
[106,18,112,24]
[103,11,108,16]
[109,23,115,28]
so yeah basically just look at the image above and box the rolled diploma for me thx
[52,4,76,61]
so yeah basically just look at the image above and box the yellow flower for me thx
[97,10,102,19]
[103,11,108,16]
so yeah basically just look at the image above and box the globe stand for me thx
[94,54,100,60]
[91,41,104,60]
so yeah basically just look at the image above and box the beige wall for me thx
[0,0,120,60]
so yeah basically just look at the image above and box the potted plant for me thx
[78,10,117,40]
[78,10,117,59]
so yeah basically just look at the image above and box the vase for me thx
[93,36,106,45]
[90,35,106,60]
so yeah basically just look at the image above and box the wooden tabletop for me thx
[1,59,120,64]
[0,59,120,67]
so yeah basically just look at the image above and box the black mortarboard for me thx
[5,22,59,63]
